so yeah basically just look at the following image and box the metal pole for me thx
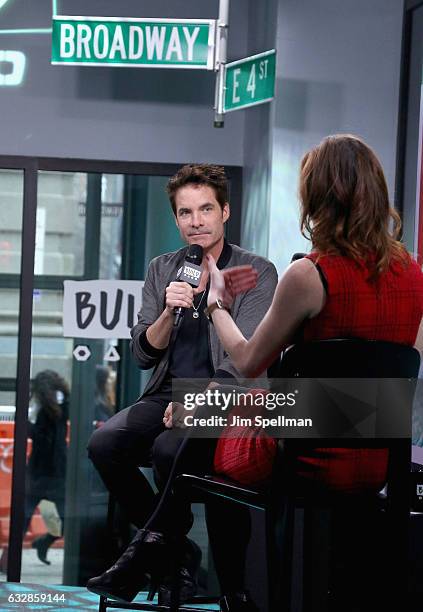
[214,0,230,127]
[8,161,37,582]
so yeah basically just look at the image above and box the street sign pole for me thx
[214,0,229,128]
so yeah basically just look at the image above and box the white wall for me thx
[268,0,404,273]
[240,0,278,258]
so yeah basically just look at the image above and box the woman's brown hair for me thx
[299,134,409,277]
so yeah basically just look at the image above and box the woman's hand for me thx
[206,254,258,307]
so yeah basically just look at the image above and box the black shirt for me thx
[158,240,233,393]
[161,287,213,391]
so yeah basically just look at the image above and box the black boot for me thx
[31,534,59,565]
[219,591,260,612]
[158,537,202,606]
[86,529,168,603]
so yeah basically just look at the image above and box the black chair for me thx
[172,339,420,612]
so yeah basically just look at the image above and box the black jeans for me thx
[87,392,251,593]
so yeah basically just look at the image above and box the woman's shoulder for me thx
[281,257,324,293]
[402,258,423,295]
[304,252,356,282]
[403,256,423,275]
[279,257,326,318]
[305,252,353,266]
[389,254,423,280]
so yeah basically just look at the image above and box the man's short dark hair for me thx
[166,164,228,215]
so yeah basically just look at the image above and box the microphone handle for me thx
[173,281,198,326]
[172,252,203,326]
[173,306,184,327]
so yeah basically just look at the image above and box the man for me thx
[87,164,278,611]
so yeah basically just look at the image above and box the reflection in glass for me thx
[94,364,117,426]
[0,169,24,275]
[36,172,87,276]
[144,176,184,265]
[99,174,124,280]
[0,289,20,387]
[24,371,70,568]
[21,289,74,585]
[0,170,23,580]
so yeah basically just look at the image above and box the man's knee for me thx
[87,426,115,465]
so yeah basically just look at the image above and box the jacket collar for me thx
[179,239,232,270]
[217,239,232,269]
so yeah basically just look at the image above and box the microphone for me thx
[174,244,204,326]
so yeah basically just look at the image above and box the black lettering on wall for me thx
[127,294,135,328]
[76,292,96,329]
[100,290,123,330]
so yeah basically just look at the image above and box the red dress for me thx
[214,253,423,492]
[292,253,423,492]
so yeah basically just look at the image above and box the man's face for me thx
[174,184,230,253]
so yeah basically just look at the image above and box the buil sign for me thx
[63,280,144,339]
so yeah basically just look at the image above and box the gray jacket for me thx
[130,242,278,395]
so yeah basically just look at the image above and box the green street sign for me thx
[51,16,216,69]
[224,50,276,112]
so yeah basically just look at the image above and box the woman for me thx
[26,370,69,564]
[207,133,423,491]
[0,370,69,571]
[87,135,423,610]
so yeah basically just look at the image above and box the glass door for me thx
[0,158,242,588]
[0,168,24,581]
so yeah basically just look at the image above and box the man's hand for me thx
[163,401,190,429]
[145,263,209,351]
[206,254,258,307]
[165,282,194,314]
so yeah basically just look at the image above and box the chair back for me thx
[278,338,420,378]
[273,339,420,511]
[273,339,420,606]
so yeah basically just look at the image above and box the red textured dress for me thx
[294,253,423,492]
[214,253,423,492]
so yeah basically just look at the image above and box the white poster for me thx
[63,280,144,339]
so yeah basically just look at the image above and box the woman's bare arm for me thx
[208,257,325,377]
